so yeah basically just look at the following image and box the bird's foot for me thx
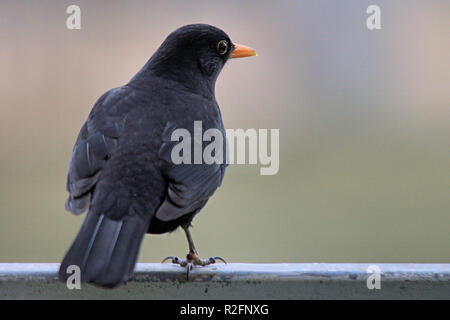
[161,253,226,280]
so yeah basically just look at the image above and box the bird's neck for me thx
[128,56,217,99]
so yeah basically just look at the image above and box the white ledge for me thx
[1,263,449,299]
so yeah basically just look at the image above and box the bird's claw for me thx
[162,254,226,266]
[161,253,227,279]
[203,256,227,265]
[161,256,188,267]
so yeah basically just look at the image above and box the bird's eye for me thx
[217,40,229,55]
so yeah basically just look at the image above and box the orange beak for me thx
[230,43,258,59]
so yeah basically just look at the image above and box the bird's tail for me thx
[58,210,149,288]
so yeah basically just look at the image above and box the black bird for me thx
[59,24,257,287]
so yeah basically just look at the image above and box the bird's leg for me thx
[184,224,199,259]
[183,225,226,266]
[161,224,226,278]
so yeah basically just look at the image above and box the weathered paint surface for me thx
[0,263,449,299]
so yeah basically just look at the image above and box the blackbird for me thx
[58,24,257,287]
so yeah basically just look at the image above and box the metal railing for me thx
[0,263,449,299]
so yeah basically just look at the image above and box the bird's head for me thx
[140,24,257,95]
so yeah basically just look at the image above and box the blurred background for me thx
[0,0,448,263]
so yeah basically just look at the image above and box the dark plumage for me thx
[59,24,256,287]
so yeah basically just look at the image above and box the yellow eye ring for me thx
[217,40,228,55]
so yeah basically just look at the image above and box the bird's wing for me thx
[65,86,130,215]
[62,85,155,287]
[155,122,227,222]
